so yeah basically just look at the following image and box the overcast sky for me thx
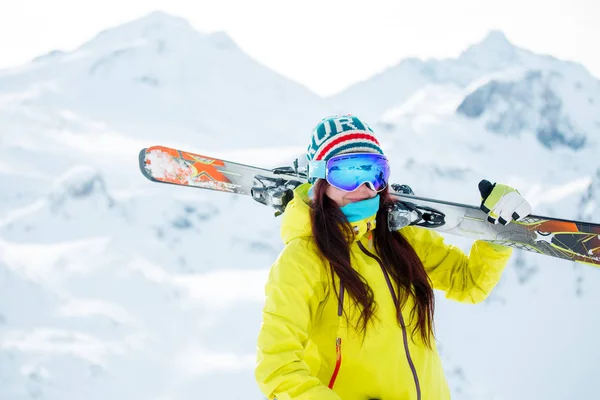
[0,0,598,96]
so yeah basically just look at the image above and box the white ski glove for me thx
[478,180,532,225]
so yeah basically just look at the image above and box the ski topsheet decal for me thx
[512,217,600,265]
[141,145,243,193]
[139,145,600,267]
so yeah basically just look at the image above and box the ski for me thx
[138,145,600,268]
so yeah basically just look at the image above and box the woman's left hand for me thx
[478,180,532,225]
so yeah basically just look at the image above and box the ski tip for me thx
[138,147,161,183]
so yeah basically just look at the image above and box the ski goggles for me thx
[308,153,391,192]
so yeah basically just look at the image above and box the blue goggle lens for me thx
[324,153,390,192]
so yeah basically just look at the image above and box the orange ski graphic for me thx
[140,145,241,193]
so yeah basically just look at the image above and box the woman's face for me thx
[325,182,378,207]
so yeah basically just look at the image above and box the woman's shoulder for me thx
[278,236,322,263]
[273,237,329,281]
[398,224,442,242]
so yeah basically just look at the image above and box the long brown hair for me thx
[309,179,436,347]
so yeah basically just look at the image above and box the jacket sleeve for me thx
[255,240,342,400]
[400,225,513,303]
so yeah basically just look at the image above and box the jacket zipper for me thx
[357,241,422,400]
[328,282,344,389]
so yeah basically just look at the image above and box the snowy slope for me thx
[1,11,600,400]
[580,168,600,222]
[0,166,279,399]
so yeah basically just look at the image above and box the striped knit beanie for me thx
[306,114,383,162]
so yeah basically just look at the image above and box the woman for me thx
[255,115,531,400]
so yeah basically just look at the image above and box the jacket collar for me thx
[280,183,378,244]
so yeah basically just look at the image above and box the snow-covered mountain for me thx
[1,11,600,400]
[0,11,325,151]
[331,30,600,152]
[456,68,600,150]
[0,10,325,218]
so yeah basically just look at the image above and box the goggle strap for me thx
[308,160,327,179]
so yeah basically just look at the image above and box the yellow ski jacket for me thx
[255,183,512,400]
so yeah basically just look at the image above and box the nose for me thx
[358,183,377,197]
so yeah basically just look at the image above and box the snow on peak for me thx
[32,50,67,63]
[79,10,204,53]
[204,31,240,51]
[458,30,520,69]
[132,10,192,28]
[476,30,513,51]
[329,30,528,121]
